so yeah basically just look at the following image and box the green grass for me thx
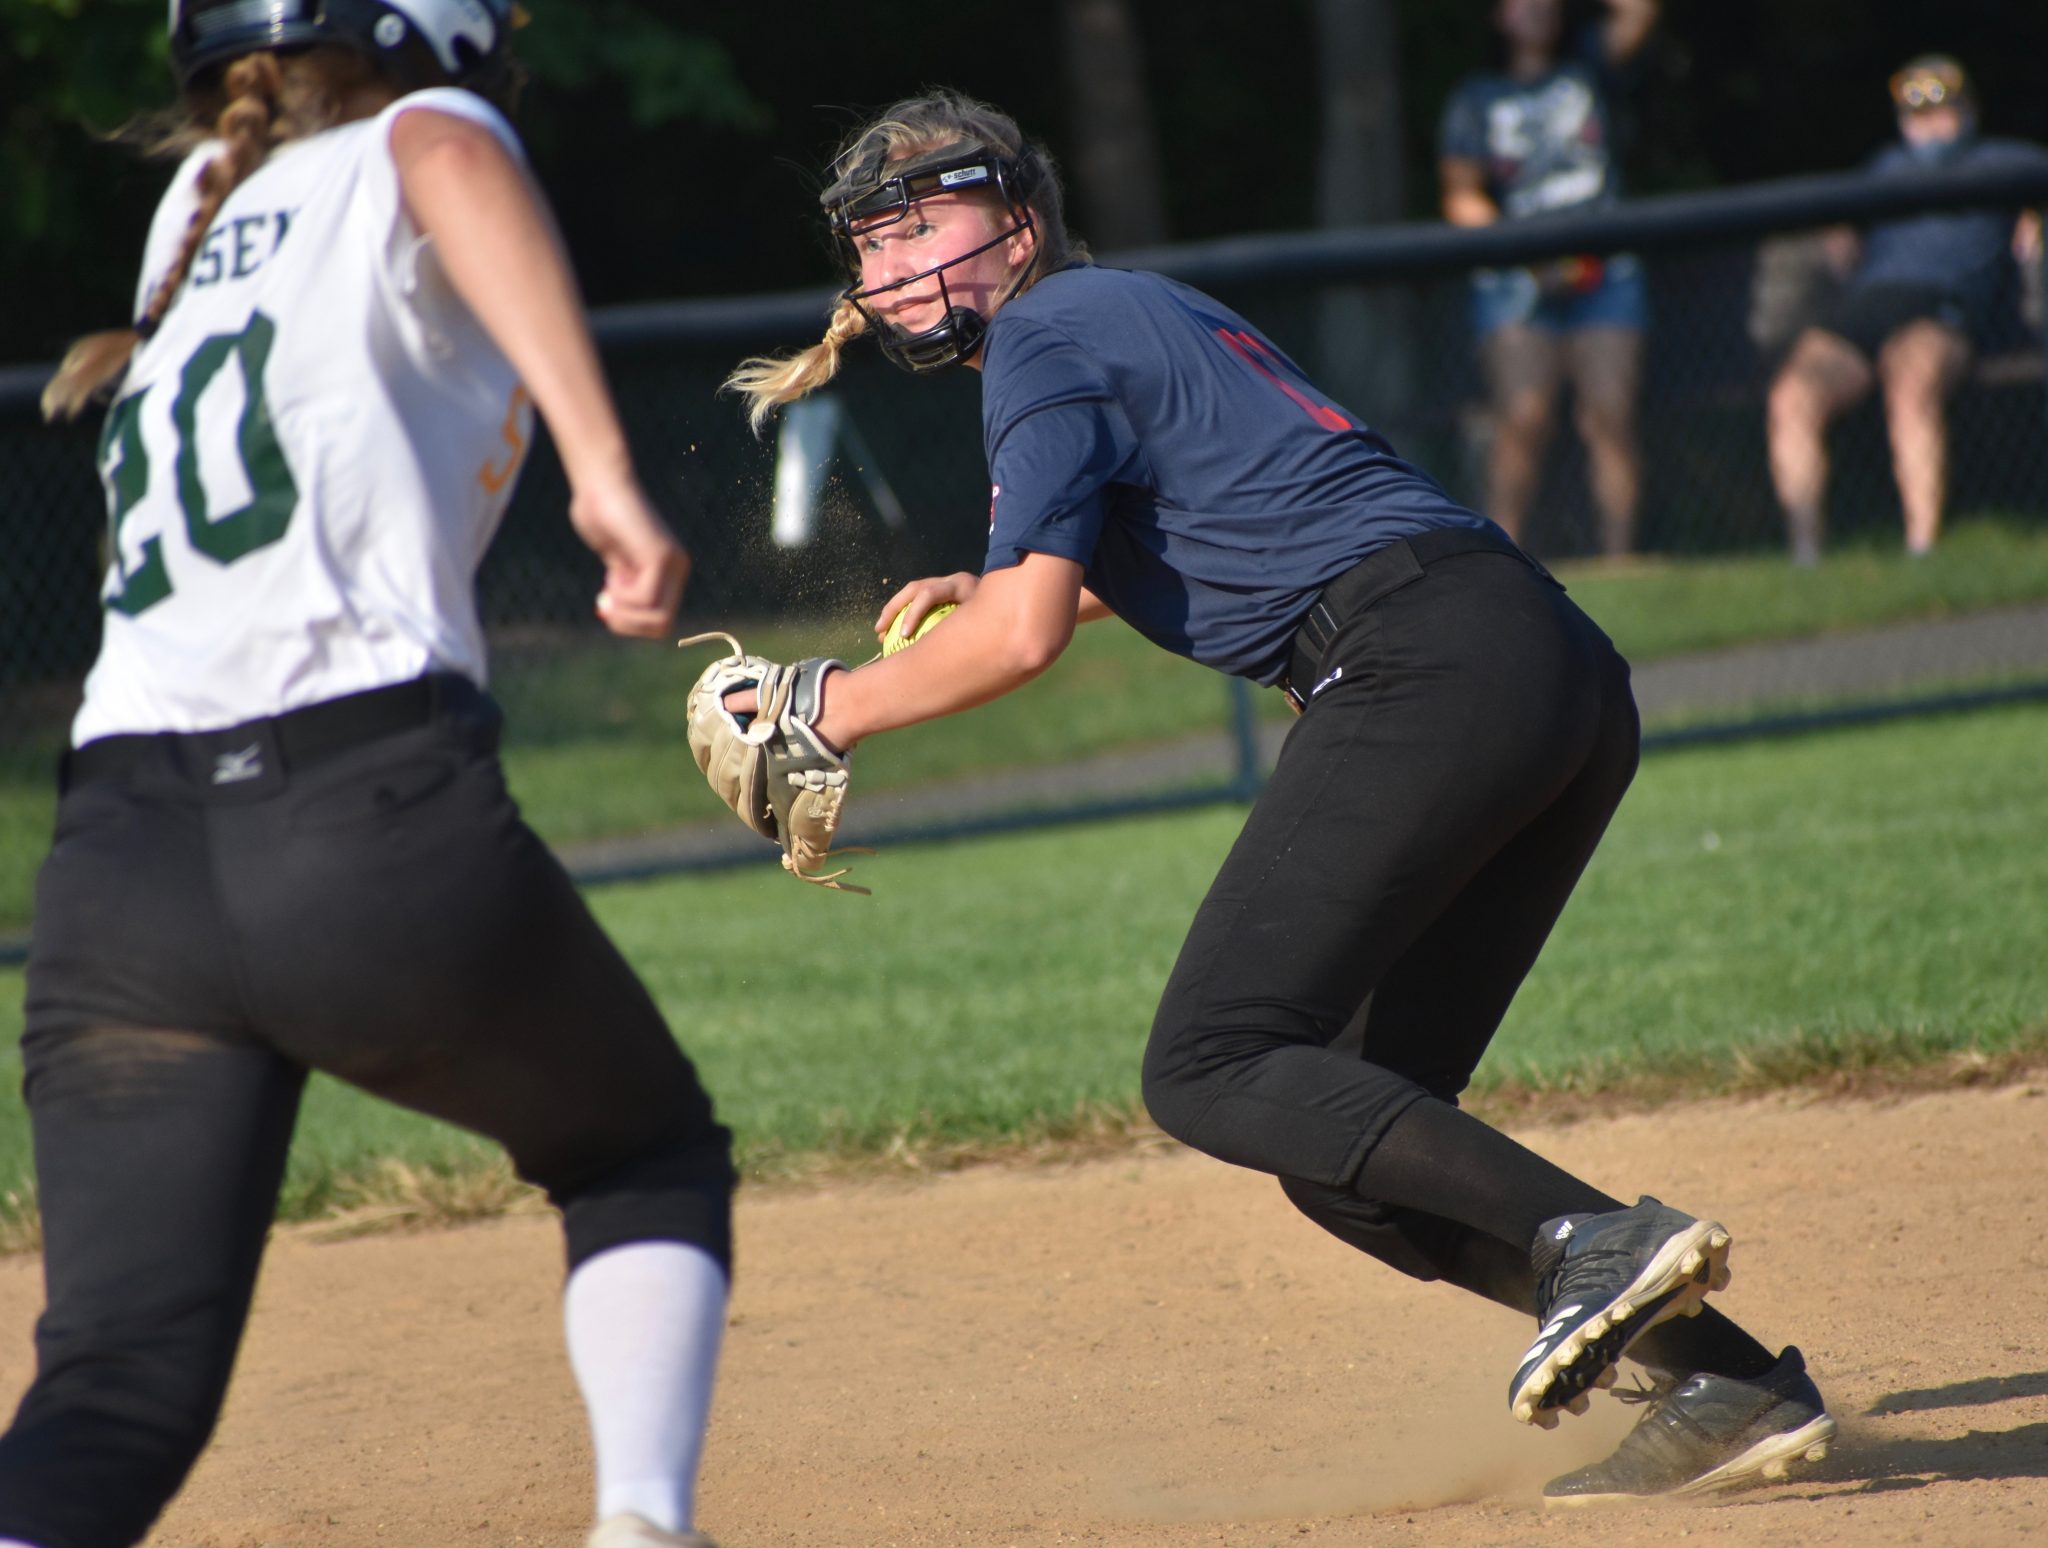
[1552,513,2048,661]
[479,510,2048,851]
[3,512,2046,930]
[3,698,2045,1243]
[494,612,1232,845]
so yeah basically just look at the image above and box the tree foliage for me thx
[516,2,763,133]
[3,0,2045,363]
[0,0,169,345]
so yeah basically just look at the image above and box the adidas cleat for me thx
[1543,1345,1837,1502]
[1508,1197,1732,1427]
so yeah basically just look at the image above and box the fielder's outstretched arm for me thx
[812,551,1082,748]
[873,569,1111,641]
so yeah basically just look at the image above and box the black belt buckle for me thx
[1282,595,1342,714]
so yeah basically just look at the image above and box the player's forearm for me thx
[817,555,1081,747]
[392,110,632,494]
[819,625,1051,746]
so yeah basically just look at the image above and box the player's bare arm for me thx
[875,569,1110,641]
[718,551,1080,750]
[816,551,1081,748]
[391,107,686,637]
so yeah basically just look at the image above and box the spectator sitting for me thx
[1438,0,1659,559]
[1766,54,2045,565]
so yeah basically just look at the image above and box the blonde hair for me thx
[724,90,1088,435]
[42,47,385,423]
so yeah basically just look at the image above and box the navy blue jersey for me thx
[979,265,1490,684]
[1856,137,2044,304]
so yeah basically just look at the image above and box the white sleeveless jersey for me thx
[73,88,536,744]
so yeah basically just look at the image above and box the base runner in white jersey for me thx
[0,7,730,1548]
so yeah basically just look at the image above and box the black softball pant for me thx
[0,681,735,1548]
[1141,543,1639,1284]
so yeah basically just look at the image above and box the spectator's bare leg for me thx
[1483,324,1562,545]
[1565,325,1644,557]
[1876,320,1971,556]
[1767,328,1872,564]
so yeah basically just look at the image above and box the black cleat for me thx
[1508,1197,1733,1427]
[1543,1346,1838,1502]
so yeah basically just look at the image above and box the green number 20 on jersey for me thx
[98,308,298,617]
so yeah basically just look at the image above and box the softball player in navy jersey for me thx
[727,91,1836,1502]
[1,7,728,1547]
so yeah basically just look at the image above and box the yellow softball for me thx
[880,602,958,656]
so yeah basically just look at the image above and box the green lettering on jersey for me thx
[172,309,298,564]
[94,308,300,617]
[99,390,172,617]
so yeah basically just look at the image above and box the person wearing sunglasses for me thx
[1766,55,2045,564]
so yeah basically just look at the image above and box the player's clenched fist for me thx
[572,475,689,638]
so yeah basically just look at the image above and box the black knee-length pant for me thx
[1142,539,1639,1281]
[0,679,735,1548]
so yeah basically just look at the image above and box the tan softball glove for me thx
[680,632,869,894]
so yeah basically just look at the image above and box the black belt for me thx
[64,672,482,790]
[1281,525,1548,710]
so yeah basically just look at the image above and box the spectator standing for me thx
[1767,55,2045,564]
[1439,0,1658,559]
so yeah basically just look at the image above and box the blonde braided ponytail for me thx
[723,298,872,437]
[42,49,381,423]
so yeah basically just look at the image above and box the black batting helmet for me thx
[168,0,519,94]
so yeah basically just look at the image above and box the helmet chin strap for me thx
[845,208,1037,375]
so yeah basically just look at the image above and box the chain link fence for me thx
[4,160,2046,939]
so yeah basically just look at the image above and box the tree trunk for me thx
[1314,0,1407,227]
[1060,0,1171,249]
[1311,0,1418,444]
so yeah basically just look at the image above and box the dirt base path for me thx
[4,1084,2046,1547]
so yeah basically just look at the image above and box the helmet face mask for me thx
[822,141,1037,374]
[168,0,518,94]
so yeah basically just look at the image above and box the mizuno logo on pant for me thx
[212,745,264,785]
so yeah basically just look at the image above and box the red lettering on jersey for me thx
[1215,329,1352,433]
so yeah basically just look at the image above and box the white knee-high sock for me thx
[565,1240,729,1532]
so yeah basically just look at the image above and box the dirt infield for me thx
[3,1082,2045,1547]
